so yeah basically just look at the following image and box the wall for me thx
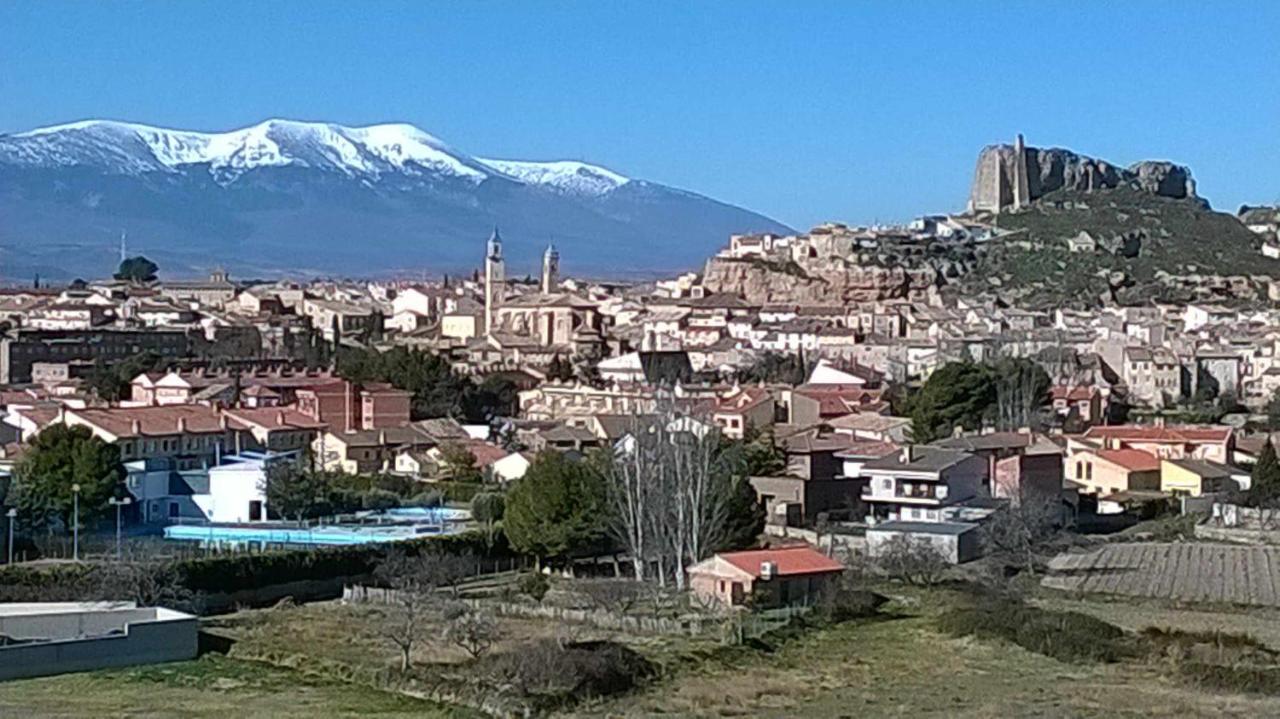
[0,608,198,681]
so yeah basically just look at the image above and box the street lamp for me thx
[71,483,81,562]
[5,508,16,565]
[109,497,132,561]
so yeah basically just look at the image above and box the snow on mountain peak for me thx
[477,158,630,196]
[1,119,629,195]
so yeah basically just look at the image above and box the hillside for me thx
[956,188,1280,308]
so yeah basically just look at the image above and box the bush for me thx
[361,489,401,511]
[876,535,950,585]
[936,600,1133,663]
[815,587,888,623]
[434,480,487,504]
[518,572,551,602]
[405,490,443,508]
[475,639,655,707]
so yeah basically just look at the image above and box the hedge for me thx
[0,529,513,598]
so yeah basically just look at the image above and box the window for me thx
[1086,463,1093,480]
[881,479,892,490]
[1076,462,1083,480]
[910,508,922,519]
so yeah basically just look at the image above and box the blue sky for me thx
[2,1,1277,229]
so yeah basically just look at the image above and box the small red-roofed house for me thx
[687,545,844,608]
[1068,447,1162,497]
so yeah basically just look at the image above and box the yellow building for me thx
[1160,458,1246,497]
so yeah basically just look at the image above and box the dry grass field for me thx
[579,586,1280,718]
[0,655,473,719]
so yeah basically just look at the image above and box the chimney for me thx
[902,445,915,463]
[379,430,387,446]
[130,419,141,435]
[276,410,286,426]
[219,414,229,430]
[176,417,187,433]
[759,561,775,581]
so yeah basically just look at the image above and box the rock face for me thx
[701,256,939,304]
[968,136,1197,213]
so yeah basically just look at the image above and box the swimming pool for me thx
[163,521,462,546]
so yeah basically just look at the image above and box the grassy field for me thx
[0,655,473,719]
[13,582,1280,718]
[578,586,1280,718]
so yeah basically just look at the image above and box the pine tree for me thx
[1250,441,1280,505]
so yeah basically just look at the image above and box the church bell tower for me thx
[484,227,505,336]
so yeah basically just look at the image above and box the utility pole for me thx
[72,483,81,561]
[6,508,16,564]
[109,497,132,561]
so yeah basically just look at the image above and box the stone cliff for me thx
[968,137,1198,213]
[701,256,939,304]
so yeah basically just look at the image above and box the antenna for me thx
[119,230,127,264]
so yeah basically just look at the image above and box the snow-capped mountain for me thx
[1,119,627,196]
[0,118,791,278]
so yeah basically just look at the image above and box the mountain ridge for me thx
[0,118,793,279]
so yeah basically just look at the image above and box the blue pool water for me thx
[163,507,472,546]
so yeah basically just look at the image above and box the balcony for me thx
[895,482,947,502]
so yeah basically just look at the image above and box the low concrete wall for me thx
[0,606,197,681]
[763,525,866,558]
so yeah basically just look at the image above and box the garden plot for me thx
[1043,542,1280,608]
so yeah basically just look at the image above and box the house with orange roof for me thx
[1067,446,1161,497]
[1078,424,1233,464]
[687,545,844,608]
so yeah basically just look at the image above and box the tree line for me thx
[336,346,516,423]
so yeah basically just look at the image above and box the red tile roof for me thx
[1084,426,1231,443]
[464,440,510,468]
[71,406,237,437]
[718,546,844,578]
[1097,448,1161,472]
[222,407,328,431]
[1051,385,1097,402]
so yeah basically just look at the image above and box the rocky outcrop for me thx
[968,137,1197,213]
[701,256,938,304]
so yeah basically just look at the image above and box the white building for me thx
[860,447,987,524]
[124,451,287,524]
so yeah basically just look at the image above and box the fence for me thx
[343,584,718,637]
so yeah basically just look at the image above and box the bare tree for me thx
[876,535,949,586]
[88,559,197,612]
[443,601,501,659]
[981,490,1063,574]
[603,408,743,589]
[576,578,647,615]
[374,549,479,672]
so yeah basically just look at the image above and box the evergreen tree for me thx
[13,425,123,532]
[114,256,159,283]
[1249,442,1280,506]
[504,452,609,564]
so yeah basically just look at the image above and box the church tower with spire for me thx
[540,244,559,294]
[484,227,505,336]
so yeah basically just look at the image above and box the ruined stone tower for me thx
[966,133,1032,214]
[1011,133,1030,211]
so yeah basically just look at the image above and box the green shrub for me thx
[360,488,401,511]
[434,480,487,503]
[936,600,1133,663]
[815,589,888,623]
[518,572,551,602]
